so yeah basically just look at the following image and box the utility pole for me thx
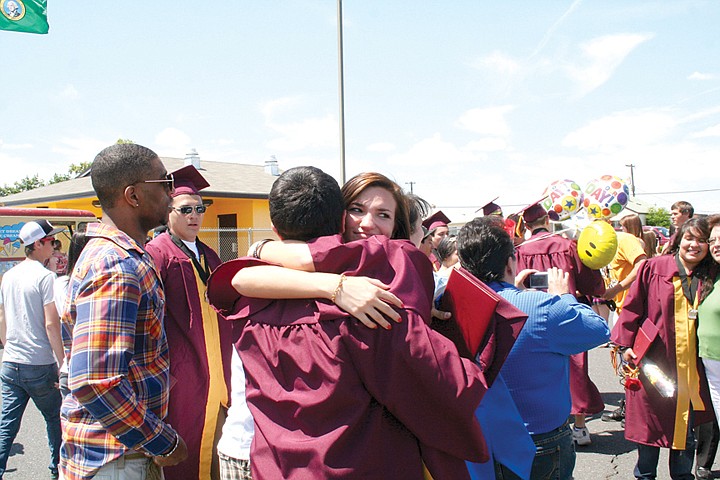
[625,164,636,197]
[337,0,346,183]
[405,181,416,194]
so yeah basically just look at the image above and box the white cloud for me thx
[691,123,720,138]
[51,136,109,164]
[472,51,520,75]
[212,138,235,146]
[366,142,395,153]
[562,110,675,150]
[566,33,653,96]
[59,84,79,100]
[465,138,508,152]
[0,140,32,150]
[385,134,481,168]
[260,96,303,119]
[688,72,719,81]
[456,106,514,137]
[154,128,192,155]
[265,114,337,151]
[260,96,337,152]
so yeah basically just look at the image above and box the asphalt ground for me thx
[2,346,718,479]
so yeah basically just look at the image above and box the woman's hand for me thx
[546,267,570,295]
[334,276,403,330]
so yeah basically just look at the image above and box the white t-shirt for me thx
[53,275,71,374]
[0,259,56,365]
[217,348,254,460]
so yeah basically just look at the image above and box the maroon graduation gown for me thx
[209,235,488,480]
[146,232,236,479]
[611,255,713,449]
[515,229,606,415]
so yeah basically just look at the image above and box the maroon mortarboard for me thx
[518,198,549,224]
[422,210,451,231]
[478,197,502,216]
[171,165,210,197]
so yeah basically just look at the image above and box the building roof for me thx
[0,157,279,206]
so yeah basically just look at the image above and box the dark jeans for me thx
[634,412,696,480]
[496,422,576,480]
[694,419,719,469]
[0,362,62,477]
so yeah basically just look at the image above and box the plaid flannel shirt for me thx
[60,222,176,480]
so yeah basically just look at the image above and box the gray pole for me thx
[625,163,636,197]
[337,0,346,184]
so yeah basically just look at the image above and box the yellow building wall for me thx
[22,196,270,230]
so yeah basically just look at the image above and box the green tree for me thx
[0,161,93,197]
[0,174,45,196]
[646,207,671,228]
[116,138,134,144]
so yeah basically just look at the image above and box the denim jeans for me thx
[0,362,62,477]
[634,410,696,480]
[496,422,576,480]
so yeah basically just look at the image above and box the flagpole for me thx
[337,0,346,184]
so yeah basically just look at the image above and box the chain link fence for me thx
[197,228,277,263]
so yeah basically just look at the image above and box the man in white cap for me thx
[0,219,65,479]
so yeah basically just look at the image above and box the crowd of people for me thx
[0,142,718,480]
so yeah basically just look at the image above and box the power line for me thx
[637,188,720,195]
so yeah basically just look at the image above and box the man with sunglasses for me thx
[147,165,238,480]
[0,220,65,478]
[60,144,187,480]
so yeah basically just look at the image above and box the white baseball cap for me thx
[18,220,65,245]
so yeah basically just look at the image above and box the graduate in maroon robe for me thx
[423,210,451,271]
[612,217,715,479]
[207,167,488,480]
[146,166,235,480]
[514,202,606,444]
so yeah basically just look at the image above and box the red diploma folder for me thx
[439,267,528,386]
[632,318,659,364]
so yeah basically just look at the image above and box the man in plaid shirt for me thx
[60,144,187,479]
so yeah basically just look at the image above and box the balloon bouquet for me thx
[537,175,631,270]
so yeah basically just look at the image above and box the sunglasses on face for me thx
[143,172,175,192]
[40,236,55,244]
[173,205,207,215]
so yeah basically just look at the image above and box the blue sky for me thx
[2,1,719,218]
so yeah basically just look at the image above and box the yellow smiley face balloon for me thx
[577,220,618,269]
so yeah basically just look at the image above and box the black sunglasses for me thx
[143,172,175,192]
[173,205,207,215]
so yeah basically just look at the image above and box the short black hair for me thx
[91,144,159,209]
[269,166,344,241]
[457,217,514,283]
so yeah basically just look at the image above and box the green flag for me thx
[0,0,48,34]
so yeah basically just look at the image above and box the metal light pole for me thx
[405,181,416,194]
[337,0,346,183]
[626,164,636,197]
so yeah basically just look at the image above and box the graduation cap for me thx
[422,210,451,231]
[171,165,210,197]
[517,198,549,224]
[478,196,503,217]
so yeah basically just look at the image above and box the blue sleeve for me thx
[547,293,610,355]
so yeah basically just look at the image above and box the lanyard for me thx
[675,254,699,306]
[170,234,211,285]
